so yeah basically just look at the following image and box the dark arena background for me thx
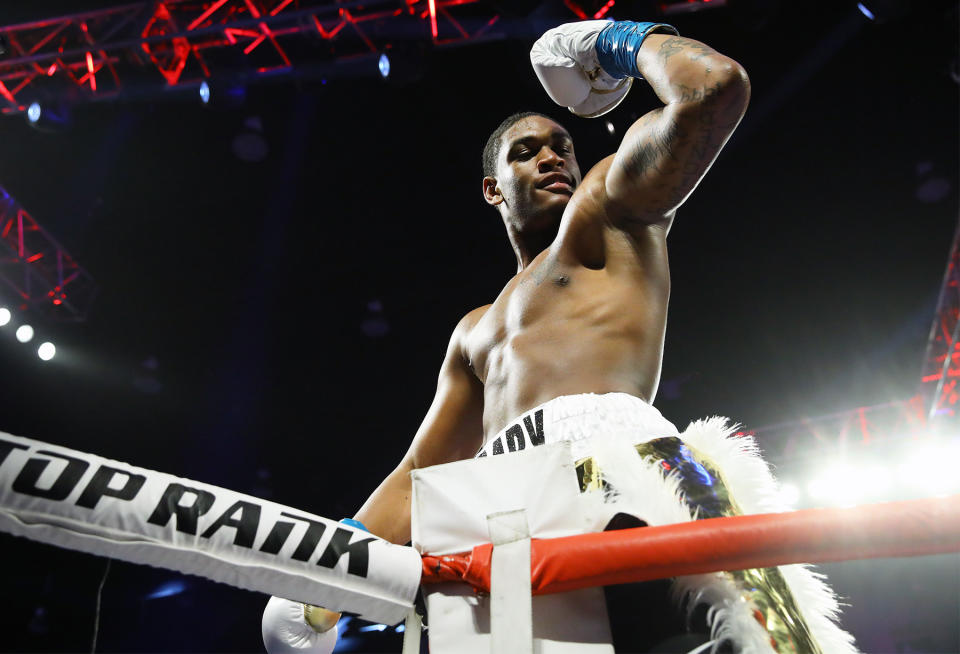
[0,1,958,652]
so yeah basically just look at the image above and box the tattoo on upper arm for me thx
[673,83,707,103]
[626,110,681,179]
[619,81,746,218]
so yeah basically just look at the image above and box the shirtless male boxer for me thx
[262,18,757,653]
[355,23,749,544]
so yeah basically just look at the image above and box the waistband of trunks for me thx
[475,392,679,460]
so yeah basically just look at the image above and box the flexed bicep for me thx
[604,34,750,226]
[528,21,749,230]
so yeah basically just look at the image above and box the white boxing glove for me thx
[530,20,678,118]
[530,20,633,118]
[261,596,339,654]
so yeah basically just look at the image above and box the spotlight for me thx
[359,624,388,633]
[855,0,910,24]
[605,120,615,135]
[0,307,10,326]
[37,342,55,361]
[193,83,245,110]
[145,579,187,600]
[374,47,425,86]
[806,464,862,506]
[856,2,875,20]
[16,324,34,343]
[378,53,390,79]
[24,100,72,132]
[777,481,800,507]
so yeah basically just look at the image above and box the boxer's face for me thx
[484,116,582,229]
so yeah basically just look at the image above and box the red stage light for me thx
[0,81,15,104]
[593,0,616,19]
[188,0,230,30]
[428,0,438,38]
[85,52,96,91]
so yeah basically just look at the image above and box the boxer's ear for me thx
[482,176,503,206]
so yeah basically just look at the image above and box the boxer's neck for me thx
[505,221,557,272]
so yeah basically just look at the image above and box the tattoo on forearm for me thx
[658,36,717,62]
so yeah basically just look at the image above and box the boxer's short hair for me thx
[482,111,558,179]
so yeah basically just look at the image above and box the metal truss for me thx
[919,217,960,428]
[738,396,930,462]
[0,0,732,114]
[0,185,97,321]
[0,0,502,114]
[747,219,960,456]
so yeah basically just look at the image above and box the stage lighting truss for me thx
[0,0,506,115]
[739,219,960,456]
[742,395,931,462]
[920,217,960,426]
[0,185,97,322]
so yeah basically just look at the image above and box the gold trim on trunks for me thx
[575,437,820,654]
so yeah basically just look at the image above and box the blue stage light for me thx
[378,53,390,79]
[359,623,388,632]
[145,579,187,599]
[199,81,210,104]
[24,100,71,132]
[857,3,875,20]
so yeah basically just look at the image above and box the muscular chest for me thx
[465,254,583,382]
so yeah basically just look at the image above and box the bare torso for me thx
[462,186,671,443]
[352,35,748,546]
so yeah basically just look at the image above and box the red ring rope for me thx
[421,494,960,595]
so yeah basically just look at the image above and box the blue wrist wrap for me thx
[595,21,679,79]
[340,518,369,532]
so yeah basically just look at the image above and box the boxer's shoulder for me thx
[455,305,492,343]
[453,304,493,367]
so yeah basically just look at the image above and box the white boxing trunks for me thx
[475,392,680,461]
[413,392,859,654]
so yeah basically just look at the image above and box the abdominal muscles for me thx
[473,270,667,440]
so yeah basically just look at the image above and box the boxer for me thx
[263,18,751,653]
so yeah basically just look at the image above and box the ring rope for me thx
[421,494,960,595]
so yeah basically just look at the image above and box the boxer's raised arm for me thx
[353,309,486,545]
[605,33,749,226]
